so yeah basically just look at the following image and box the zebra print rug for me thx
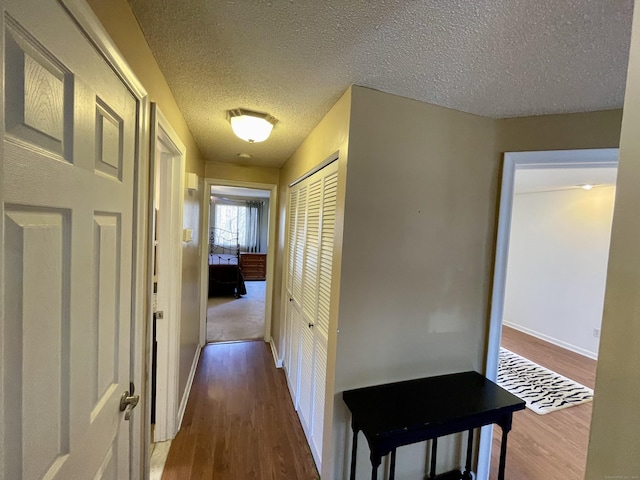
[497,348,594,415]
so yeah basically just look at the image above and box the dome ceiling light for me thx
[228,108,278,143]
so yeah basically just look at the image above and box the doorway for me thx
[477,148,619,478]
[148,105,185,451]
[199,179,278,349]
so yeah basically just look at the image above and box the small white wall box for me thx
[187,173,198,191]
[183,228,193,242]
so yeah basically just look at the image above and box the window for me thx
[214,203,247,247]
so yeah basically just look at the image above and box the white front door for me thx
[1,1,141,478]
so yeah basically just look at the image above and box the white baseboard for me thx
[503,322,598,360]
[176,344,201,430]
[270,338,283,368]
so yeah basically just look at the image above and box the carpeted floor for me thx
[206,281,266,343]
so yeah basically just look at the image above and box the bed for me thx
[208,228,247,298]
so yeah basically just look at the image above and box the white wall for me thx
[503,185,616,359]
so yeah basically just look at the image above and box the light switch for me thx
[183,228,193,242]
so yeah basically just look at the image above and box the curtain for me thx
[245,200,264,252]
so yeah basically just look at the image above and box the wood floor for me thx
[160,329,595,479]
[490,326,597,480]
[161,341,319,480]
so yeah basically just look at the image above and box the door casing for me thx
[148,105,185,443]
[476,147,619,479]
[199,178,278,353]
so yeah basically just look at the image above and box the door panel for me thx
[4,209,71,480]
[287,303,302,406]
[1,2,138,478]
[298,317,314,433]
[312,338,327,457]
[302,177,321,321]
[292,184,307,303]
[317,168,338,341]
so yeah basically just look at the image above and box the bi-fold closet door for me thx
[283,159,338,468]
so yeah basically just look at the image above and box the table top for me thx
[343,371,525,444]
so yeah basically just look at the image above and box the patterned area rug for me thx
[497,347,594,415]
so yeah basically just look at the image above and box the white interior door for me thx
[150,105,184,443]
[310,162,338,459]
[1,1,142,478]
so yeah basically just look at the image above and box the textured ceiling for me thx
[128,0,633,168]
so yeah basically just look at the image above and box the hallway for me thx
[161,341,319,480]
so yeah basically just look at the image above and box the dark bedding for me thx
[208,264,247,297]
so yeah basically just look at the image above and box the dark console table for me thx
[342,371,525,480]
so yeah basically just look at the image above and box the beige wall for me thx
[585,2,640,478]
[497,109,622,152]
[87,0,206,406]
[205,162,279,185]
[332,86,498,478]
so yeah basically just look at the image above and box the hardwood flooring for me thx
[161,341,319,480]
[490,326,597,480]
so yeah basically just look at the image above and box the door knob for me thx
[119,390,140,421]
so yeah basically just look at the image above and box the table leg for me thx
[350,424,358,480]
[429,437,438,479]
[498,427,509,480]
[370,455,380,480]
[497,414,514,480]
[462,429,474,480]
[389,449,396,480]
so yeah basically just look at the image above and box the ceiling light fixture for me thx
[579,184,595,190]
[228,108,278,143]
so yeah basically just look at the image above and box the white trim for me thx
[149,105,186,443]
[58,2,151,479]
[270,339,283,368]
[503,322,598,360]
[476,148,619,480]
[60,0,146,101]
[199,177,278,346]
[176,344,201,430]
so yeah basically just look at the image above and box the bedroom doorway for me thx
[477,148,619,479]
[199,180,278,347]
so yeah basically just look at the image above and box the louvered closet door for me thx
[283,188,298,395]
[282,160,339,469]
[284,183,307,405]
[298,175,322,436]
[311,161,338,459]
